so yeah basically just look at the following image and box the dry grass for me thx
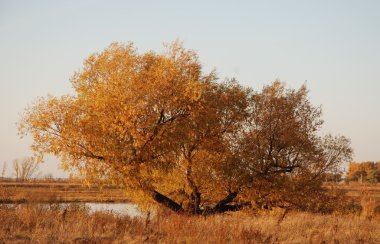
[1,181,380,243]
[325,182,380,217]
[0,204,379,244]
[2,180,379,205]
[325,182,380,199]
[0,181,128,203]
[0,203,145,243]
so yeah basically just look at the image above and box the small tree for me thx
[13,157,40,181]
[1,162,6,178]
[367,170,380,183]
[43,173,54,181]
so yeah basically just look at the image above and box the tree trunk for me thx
[186,159,201,214]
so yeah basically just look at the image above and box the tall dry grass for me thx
[0,203,146,243]
[0,204,379,243]
[1,182,379,243]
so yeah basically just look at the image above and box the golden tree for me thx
[347,161,380,183]
[19,42,352,213]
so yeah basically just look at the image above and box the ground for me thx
[0,180,379,243]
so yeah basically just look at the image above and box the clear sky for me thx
[1,0,379,177]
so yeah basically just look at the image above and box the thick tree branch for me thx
[210,191,239,213]
[151,190,184,212]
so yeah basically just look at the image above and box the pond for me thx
[1,202,144,218]
[85,202,143,217]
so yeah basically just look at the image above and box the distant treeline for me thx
[346,161,380,183]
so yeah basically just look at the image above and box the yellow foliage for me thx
[19,41,353,214]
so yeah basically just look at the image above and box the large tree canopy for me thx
[19,42,352,214]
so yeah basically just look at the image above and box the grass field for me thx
[325,182,380,214]
[0,180,129,203]
[1,180,380,243]
[0,204,379,243]
[2,180,379,204]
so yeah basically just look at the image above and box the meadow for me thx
[0,180,128,203]
[0,203,379,243]
[0,180,379,243]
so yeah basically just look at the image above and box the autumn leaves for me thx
[19,42,352,214]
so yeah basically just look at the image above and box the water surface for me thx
[1,202,144,218]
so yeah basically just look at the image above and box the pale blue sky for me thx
[1,0,379,177]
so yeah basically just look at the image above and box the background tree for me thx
[347,161,380,183]
[1,162,6,178]
[19,42,352,214]
[324,172,343,182]
[43,173,54,181]
[230,82,352,211]
[12,157,40,181]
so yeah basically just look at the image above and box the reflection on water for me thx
[85,203,143,217]
[0,202,144,218]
